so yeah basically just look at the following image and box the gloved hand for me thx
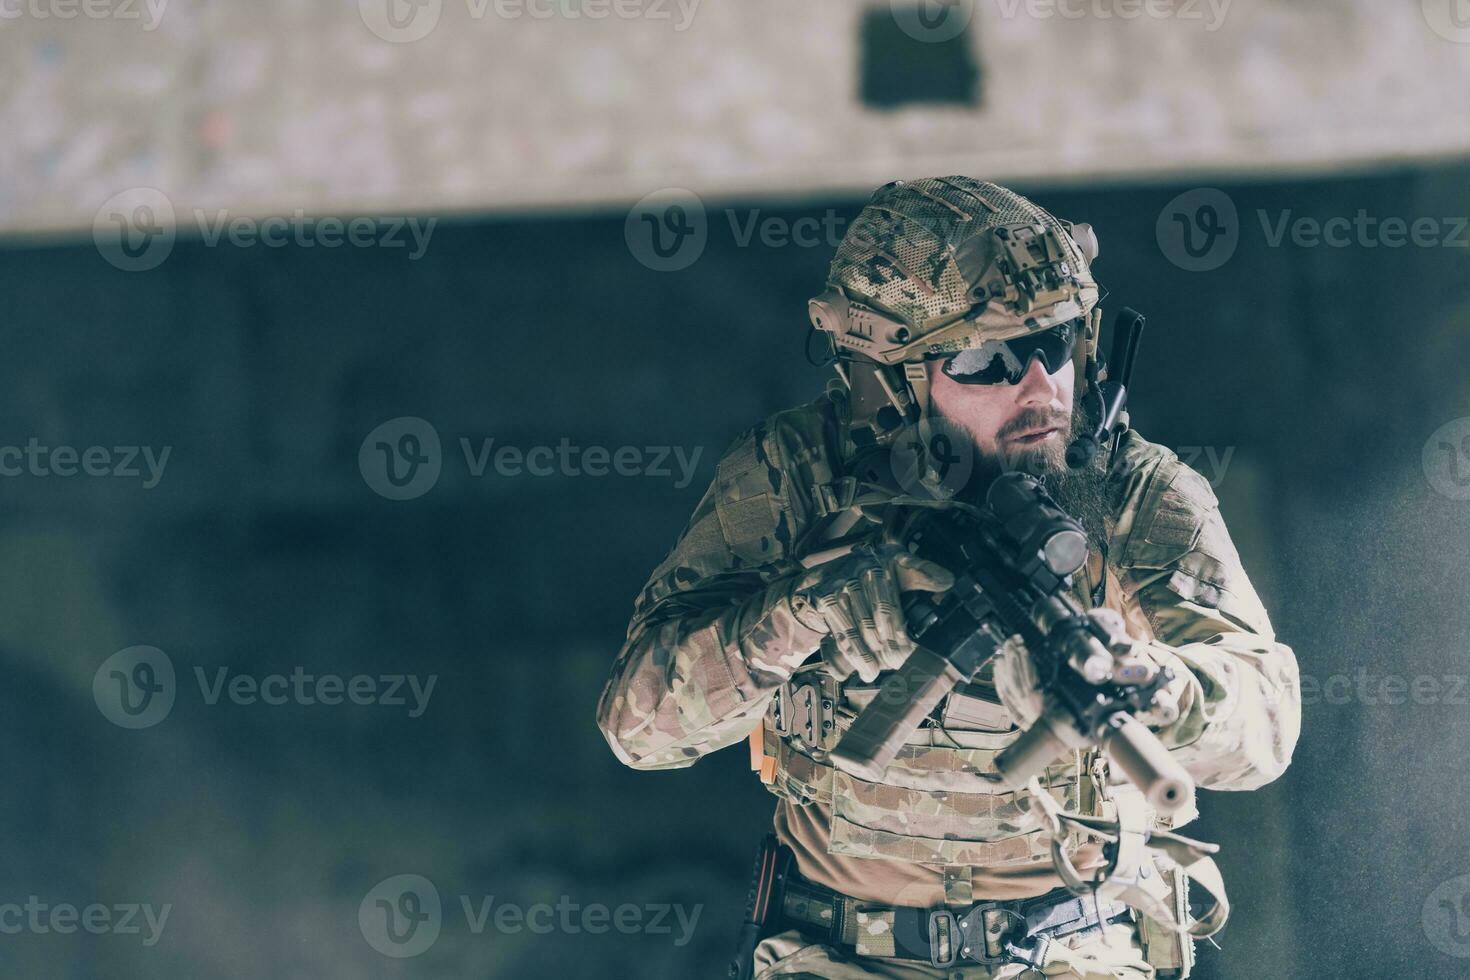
[788,542,954,683]
[992,608,1186,732]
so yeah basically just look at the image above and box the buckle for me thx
[811,476,859,517]
[926,909,961,968]
[775,677,835,751]
[929,903,1015,968]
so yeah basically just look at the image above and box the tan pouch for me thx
[1138,861,1195,978]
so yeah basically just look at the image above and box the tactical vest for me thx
[750,586,1103,878]
[719,391,1104,885]
[722,391,1205,894]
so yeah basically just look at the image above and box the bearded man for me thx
[598,177,1300,979]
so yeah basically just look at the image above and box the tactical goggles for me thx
[929,319,1078,386]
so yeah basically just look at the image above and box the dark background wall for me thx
[1,164,1469,979]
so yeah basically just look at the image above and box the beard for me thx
[950,398,1117,549]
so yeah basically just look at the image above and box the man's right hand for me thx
[788,543,954,683]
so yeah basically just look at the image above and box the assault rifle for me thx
[829,470,1193,816]
[830,308,1191,814]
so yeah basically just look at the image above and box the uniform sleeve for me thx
[1112,447,1302,791]
[596,423,828,771]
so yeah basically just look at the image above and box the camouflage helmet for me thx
[809,177,1100,365]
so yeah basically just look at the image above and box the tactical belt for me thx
[738,837,1129,971]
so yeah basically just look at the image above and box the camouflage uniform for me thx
[596,391,1300,977]
[597,178,1301,979]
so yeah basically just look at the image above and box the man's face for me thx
[926,351,1076,478]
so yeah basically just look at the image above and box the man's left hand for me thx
[992,608,1186,732]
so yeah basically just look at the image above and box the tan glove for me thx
[789,542,954,683]
[992,608,1186,732]
[992,633,1045,730]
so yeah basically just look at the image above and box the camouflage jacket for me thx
[597,389,1301,796]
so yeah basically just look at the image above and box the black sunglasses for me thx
[932,319,1079,386]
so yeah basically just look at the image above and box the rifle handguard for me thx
[1099,712,1195,817]
[992,703,1086,791]
[994,707,1195,818]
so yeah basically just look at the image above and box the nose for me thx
[1013,353,1060,406]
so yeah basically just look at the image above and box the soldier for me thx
[597,178,1300,979]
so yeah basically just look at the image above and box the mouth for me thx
[1007,426,1060,447]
